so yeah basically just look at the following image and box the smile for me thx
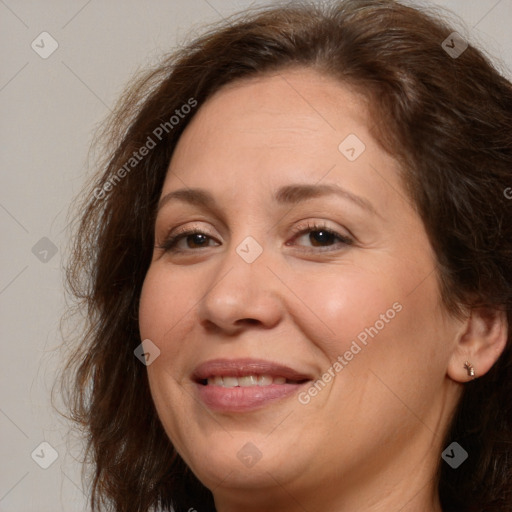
[192,358,313,412]
[205,375,296,387]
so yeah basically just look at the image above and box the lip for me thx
[192,358,313,412]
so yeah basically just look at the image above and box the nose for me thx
[196,242,284,335]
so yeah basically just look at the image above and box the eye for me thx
[156,221,353,254]
[156,227,220,253]
[287,221,353,252]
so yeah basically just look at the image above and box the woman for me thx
[61,0,512,511]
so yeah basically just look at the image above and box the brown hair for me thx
[59,1,512,511]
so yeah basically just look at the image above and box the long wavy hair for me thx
[58,1,512,511]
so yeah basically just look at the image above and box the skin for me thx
[138,68,507,512]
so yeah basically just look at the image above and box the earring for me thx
[463,361,475,378]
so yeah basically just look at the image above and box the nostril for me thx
[240,318,259,326]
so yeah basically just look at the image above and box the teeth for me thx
[222,376,239,388]
[258,375,273,386]
[206,374,290,387]
[239,375,258,386]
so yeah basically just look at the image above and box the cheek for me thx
[138,266,197,391]
[297,258,450,380]
[139,266,190,344]
[138,272,161,343]
[287,265,408,355]
[138,268,195,442]
[303,274,450,447]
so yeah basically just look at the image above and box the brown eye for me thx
[158,230,219,252]
[306,229,338,247]
[289,222,353,252]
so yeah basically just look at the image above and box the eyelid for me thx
[167,222,215,239]
[155,221,219,249]
[287,220,354,248]
[156,219,354,254]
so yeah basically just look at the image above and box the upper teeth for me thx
[207,375,287,387]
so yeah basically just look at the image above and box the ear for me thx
[447,306,508,383]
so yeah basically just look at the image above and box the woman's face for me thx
[139,68,463,510]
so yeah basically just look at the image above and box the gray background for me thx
[1,0,511,510]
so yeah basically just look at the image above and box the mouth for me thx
[199,374,307,387]
[192,358,313,412]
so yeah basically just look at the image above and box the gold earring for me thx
[463,361,475,378]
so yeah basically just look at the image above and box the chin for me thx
[183,435,298,491]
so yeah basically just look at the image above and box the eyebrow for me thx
[157,183,377,216]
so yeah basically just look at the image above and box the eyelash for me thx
[156,221,353,254]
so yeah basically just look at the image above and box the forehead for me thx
[161,68,406,220]
[177,68,370,153]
